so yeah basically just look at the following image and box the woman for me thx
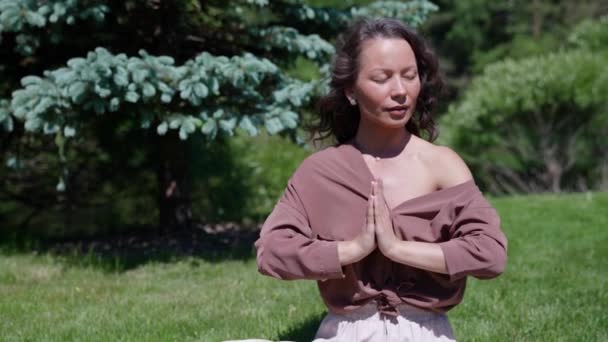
[254,17,508,341]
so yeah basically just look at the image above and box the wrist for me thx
[383,239,402,261]
[337,240,360,265]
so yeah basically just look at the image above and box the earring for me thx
[348,97,357,106]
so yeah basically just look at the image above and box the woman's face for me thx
[346,37,421,129]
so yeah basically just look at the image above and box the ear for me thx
[344,88,354,102]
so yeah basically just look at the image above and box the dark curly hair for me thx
[306,17,443,146]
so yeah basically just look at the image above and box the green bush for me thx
[440,48,607,194]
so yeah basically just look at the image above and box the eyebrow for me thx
[368,66,417,73]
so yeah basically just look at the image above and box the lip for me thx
[386,106,409,111]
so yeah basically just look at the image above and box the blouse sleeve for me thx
[437,194,508,282]
[254,178,345,281]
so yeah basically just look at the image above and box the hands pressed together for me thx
[336,178,449,273]
[340,178,400,264]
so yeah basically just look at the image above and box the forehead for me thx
[358,37,417,71]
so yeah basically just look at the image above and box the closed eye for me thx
[403,72,418,80]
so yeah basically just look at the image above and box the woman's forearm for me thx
[385,240,448,274]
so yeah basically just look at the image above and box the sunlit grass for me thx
[1,192,606,341]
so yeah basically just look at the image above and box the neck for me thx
[352,121,412,158]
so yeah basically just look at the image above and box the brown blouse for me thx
[254,142,508,317]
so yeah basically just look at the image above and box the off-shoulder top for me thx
[254,142,508,317]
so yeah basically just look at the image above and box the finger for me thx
[367,194,374,224]
[373,187,384,216]
[379,193,389,215]
[372,197,379,233]
[376,180,390,214]
[373,192,380,220]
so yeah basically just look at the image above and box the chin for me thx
[362,111,412,129]
[381,113,413,129]
[374,120,409,131]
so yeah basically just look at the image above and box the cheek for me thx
[356,83,387,106]
[409,78,422,98]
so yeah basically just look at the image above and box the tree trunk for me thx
[156,131,192,231]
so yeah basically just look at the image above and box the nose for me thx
[390,77,407,102]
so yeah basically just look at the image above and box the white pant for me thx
[313,302,456,342]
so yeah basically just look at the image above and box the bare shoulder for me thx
[415,139,473,189]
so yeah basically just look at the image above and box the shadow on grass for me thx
[278,311,326,342]
[0,224,259,273]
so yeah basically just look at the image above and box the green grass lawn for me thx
[1,192,607,341]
